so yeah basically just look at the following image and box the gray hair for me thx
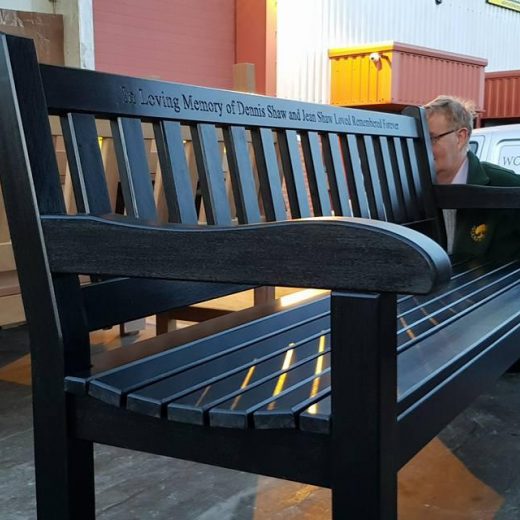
[424,95,476,135]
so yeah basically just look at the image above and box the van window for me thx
[469,135,484,157]
[497,142,520,175]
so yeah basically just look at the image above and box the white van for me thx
[469,124,520,175]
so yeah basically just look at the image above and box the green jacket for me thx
[453,151,520,260]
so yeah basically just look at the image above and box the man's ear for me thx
[458,127,470,150]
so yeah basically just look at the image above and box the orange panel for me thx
[484,71,520,120]
[329,47,393,106]
[329,42,487,111]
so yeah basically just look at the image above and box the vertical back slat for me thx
[154,121,198,224]
[111,117,157,219]
[378,137,403,223]
[362,136,386,221]
[191,123,232,225]
[406,138,425,219]
[60,113,112,214]
[369,138,393,222]
[301,131,331,216]
[355,137,378,219]
[342,134,371,218]
[393,137,420,222]
[277,130,311,219]
[222,126,262,224]
[251,127,287,222]
[321,133,352,217]
[402,105,446,243]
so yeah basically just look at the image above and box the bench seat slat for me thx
[398,282,520,408]
[398,261,520,328]
[398,264,520,335]
[253,373,330,429]
[87,297,329,405]
[208,356,331,429]
[396,257,496,313]
[166,338,329,425]
[398,263,520,351]
[299,395,331,434]
[125,321,330,417]
[396,259,509,316]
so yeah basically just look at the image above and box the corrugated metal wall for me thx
[93,0,235,88]
[277,0,520,103]
[485,71,520,120]
[329,43,487,110]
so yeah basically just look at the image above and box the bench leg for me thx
[33,394,95,520]
[330,291,398,520]
[24,277,96,518]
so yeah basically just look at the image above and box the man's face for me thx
[427,112,468,184]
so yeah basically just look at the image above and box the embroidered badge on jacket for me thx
[470,224,488,242]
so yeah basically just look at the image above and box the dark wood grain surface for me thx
[42,214,451,294]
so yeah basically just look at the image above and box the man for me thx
[424,95,520,260]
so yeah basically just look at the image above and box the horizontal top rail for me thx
[40,65,419,137]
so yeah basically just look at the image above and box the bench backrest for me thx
[40,70,440,231]
[0,33,444,373]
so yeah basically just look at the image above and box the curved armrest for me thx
[434,184,520,209]
[41,214,451,294]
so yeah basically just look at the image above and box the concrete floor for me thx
[2,322,520,519]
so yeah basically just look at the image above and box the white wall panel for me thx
[0,1,52,13]
[277,0,520,103]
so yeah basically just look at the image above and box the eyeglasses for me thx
[429,128,459,144]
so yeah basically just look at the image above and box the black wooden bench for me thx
[1,33,520,519]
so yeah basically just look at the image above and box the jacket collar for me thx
[466,150,490,186]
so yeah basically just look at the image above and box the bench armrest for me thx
[433,184,520,209]
[41,214,451,294]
